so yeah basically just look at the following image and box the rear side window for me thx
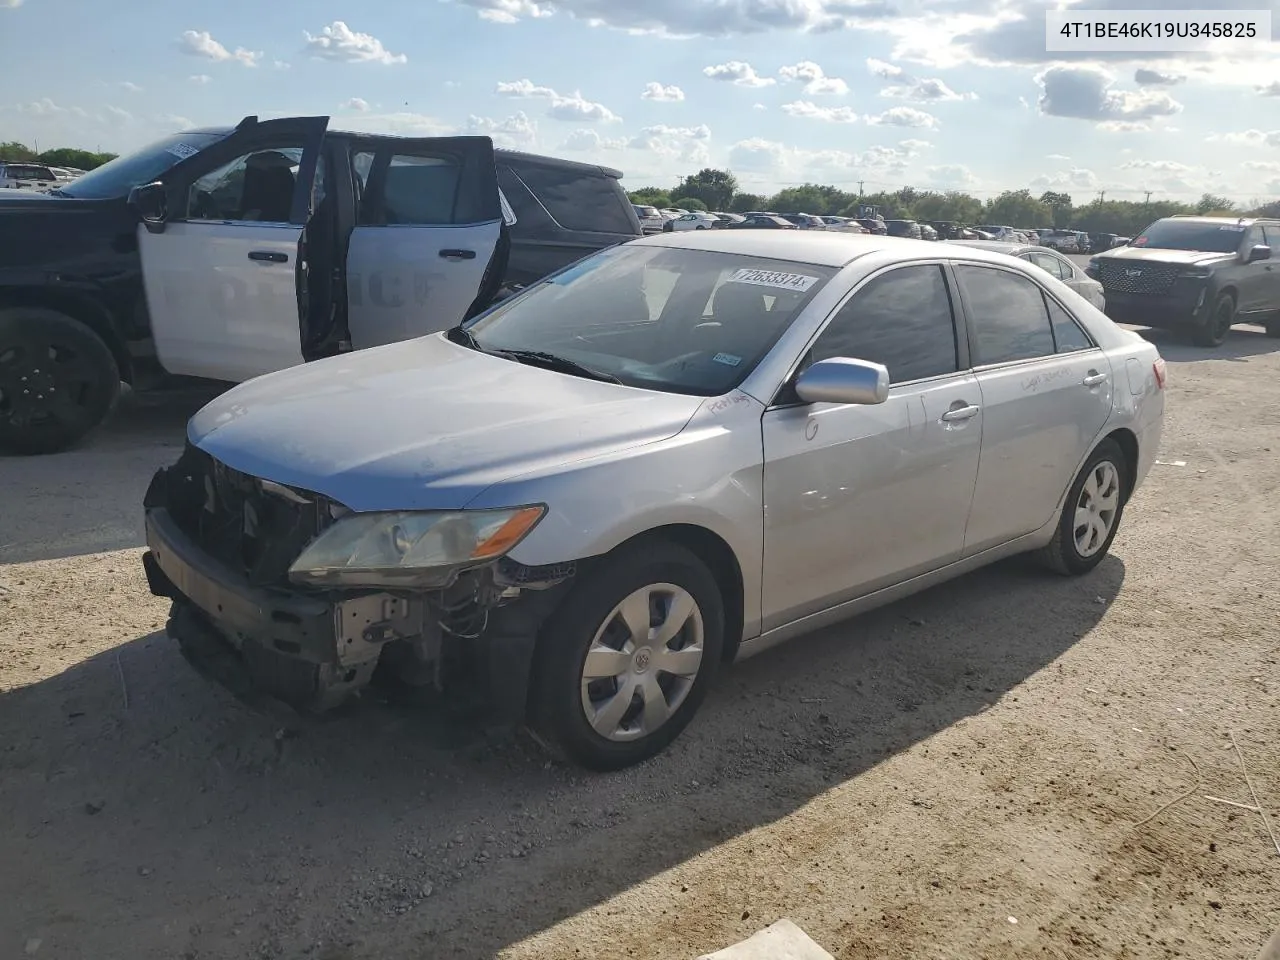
[1026,252,1069,281]
[505,162,634,234]
[4,165,53,180]
[381,154,461,225]
[809,264,959,384]
[954,265,1056,365]
[1045,296,1094,352]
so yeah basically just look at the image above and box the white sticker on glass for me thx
[712,352,742,366]
[727,268,819,292]
[165,143,201,161]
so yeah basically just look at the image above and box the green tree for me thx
[984,189,1051,227]
[671,196,708,211]
[0,141,37,162]
[1250,199,1280,218]
[729,192,766,213]
[912,191,984,224]
[1195,193,1236,215]
[1038,190,1073,226]
[673,168,738,210]
[38,148,116,170]
[628,187,673,208]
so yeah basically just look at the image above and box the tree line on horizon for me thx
[629,168,1280,238]
[0,141,118,172]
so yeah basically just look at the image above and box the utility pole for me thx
[857,180,864,197]
[1095,191,1106,205]
[1143,190,1152,205]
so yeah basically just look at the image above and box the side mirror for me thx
[794,357,890,406]
[128,181,168,234]
[1246,244,1271,263]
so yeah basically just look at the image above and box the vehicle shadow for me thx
[0,554,1124,960]
[1130,323,1279,363]
[0,385,220,565]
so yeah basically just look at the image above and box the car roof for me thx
[946,239,1064,256]
[632,229,1022,267]
[1167,215,1276,226]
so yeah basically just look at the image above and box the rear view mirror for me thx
[128,181,168,234]
[794,357,890,406]
[1246,244,1271,263]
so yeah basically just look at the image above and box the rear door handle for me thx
[248,250,289,263]
[940,404,981,422]
[1082,372,1107,387]
[439,248,476,260]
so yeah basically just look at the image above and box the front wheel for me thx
[530,541,724,770]
[0,306,121,454]
[1036,438,1129,576]
[1190,293,1234,348]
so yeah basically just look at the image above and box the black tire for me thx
[1189,293,1234,348]
[530,540,725,771]
[1264,316,1280,339]
[0,306,120,454]
[1036,438,1129,576]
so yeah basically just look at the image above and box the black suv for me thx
[1088,215,1280,347]
[0,116,640,454]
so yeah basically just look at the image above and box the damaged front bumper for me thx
[141,448,574,720]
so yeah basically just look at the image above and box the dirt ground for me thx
[1,322,1278,960]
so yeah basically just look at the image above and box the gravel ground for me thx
[1,322,1278,960]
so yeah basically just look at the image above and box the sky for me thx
[1,0,1278,203]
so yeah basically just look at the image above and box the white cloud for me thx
[448,0,896,37]
[630,123,712,164]
[342,97,371,112]
[1036,66,1182,124]
[105,106,134,123]
[866,58,905,80]
[1243,160,1280,172]
[273,60,291,70]
[1210,130,1280,148]
[189,74,212,85]
[753,103,767,111]
[1134,68,1183,86]
[467,111,539,148]
[1259,81,1280,97]
[927,164,976,186]
[340,112,454,136]
[496,79,620,122]
[728,138,789,171]
[1046,153,1070,161]
[867,106,939,128]
[642,82,685,102]
[1,0,24,7]
[1098,120,1151,133]
[1031,167,1099,189]
[560,128,627,151]
[781,100,858,123]
[703,61,775,88]
[882,77,975,102]
[156,114,194,129]
[120,81,143,93]
[1119,159,1192,173]
[727,137,923,180]
[303,21,406,64]
[778,61,848,96]
[178,29,261,66]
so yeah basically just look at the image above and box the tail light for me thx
[1153,357,1167,390]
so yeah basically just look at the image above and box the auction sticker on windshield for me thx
[728,268,819,292]
[165,143,201,160]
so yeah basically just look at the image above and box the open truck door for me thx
[345,136,505,349]
[134,116,330,382]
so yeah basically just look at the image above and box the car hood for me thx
[1095,246,1235,266]
[188,335,705,512]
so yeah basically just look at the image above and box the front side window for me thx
[954,265,1056,365]
[185,146,311,223]
[808,265,959,384]
[464,247,836,396]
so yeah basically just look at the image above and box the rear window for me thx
[505,162,635,234]
[3,165,54,180]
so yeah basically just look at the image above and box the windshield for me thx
[58,131,227,199]
[462,245,836,396]
[1131,219,1247,253]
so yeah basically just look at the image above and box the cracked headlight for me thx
[287,506,546,589]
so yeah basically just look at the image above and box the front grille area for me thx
[147,444,333,587]
[1099,261,1180,296]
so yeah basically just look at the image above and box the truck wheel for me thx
[1264,316,1280,339]
[1190,293,1234,348]
[530,540,724,770]
[0,306,120,454]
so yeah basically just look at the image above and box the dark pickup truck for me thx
[1087,215,1280,347]
[0,115,640,454]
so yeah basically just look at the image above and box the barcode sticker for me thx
[727,268,819,292]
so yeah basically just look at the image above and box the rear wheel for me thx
[1190,293,1234,348]
[1264,316,1280,339]
[530,541,724,770]
[1036,438,1128,576]
[0,306,120,454]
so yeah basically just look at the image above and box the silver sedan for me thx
[947,239,1106,309]
[142,231,1167,770]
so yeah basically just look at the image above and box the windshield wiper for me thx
[45,188,72,198]
[495,349,622,384]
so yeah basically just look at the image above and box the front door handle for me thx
[940,404,981,422]
[248,250,289,263]
[1082,371,1107,387]
[439,248,476,260]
